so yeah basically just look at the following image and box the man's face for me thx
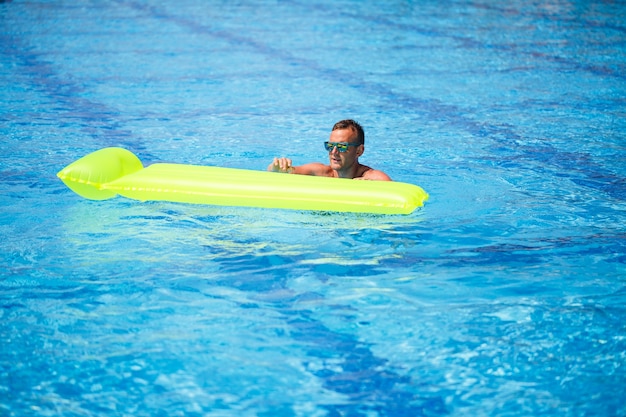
[327,128,363,171]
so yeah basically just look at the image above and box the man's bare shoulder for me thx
[359,168,392,181]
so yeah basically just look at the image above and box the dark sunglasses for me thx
[324,141,360,153]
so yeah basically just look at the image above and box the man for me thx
[267,119,391,181]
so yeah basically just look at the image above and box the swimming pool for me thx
[2,0,625,415]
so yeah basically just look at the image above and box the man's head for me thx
[327,119,365,174]
[332,119,364,145]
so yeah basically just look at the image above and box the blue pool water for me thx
[2,0,625,415]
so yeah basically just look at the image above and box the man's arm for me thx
[268,158,331,176]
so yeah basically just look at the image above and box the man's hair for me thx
[332,119,364,145]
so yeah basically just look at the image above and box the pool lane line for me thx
[288,309,447,416]
[290,3,626,200]
[209,269,448,416]
[300,1,626,81]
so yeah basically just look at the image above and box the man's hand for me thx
[268,157,294,173]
